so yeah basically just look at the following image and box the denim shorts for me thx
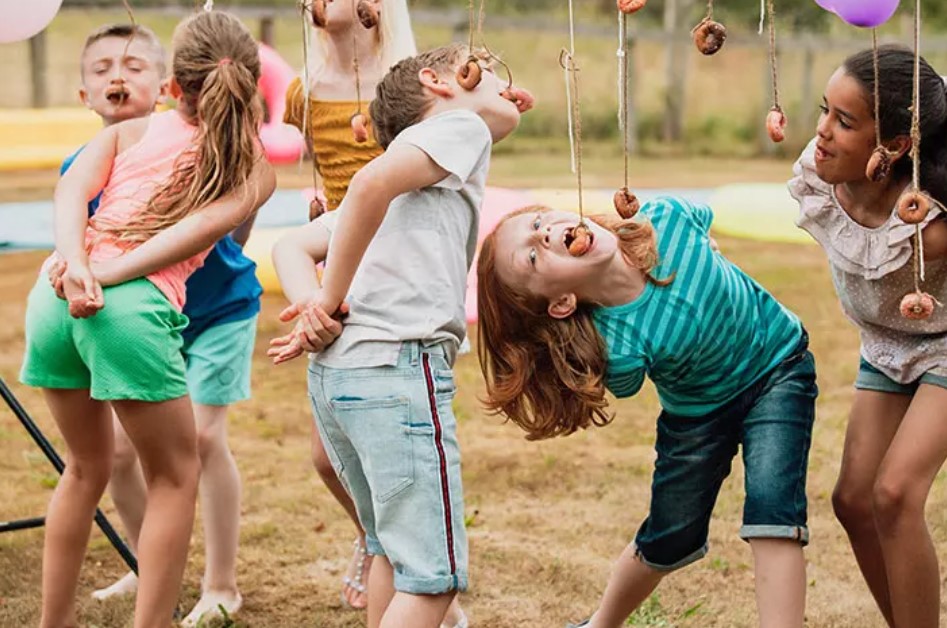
[855,357,947,395]
[634,331,818,572]
[307,341,468,595]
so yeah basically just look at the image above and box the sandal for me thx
[566,620,591,628]
[340,538,369,609]
[441,609,468,628]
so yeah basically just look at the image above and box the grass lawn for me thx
[1,156,943,626]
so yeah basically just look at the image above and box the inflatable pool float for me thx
[707,183,813,245]
[0,43,305,171]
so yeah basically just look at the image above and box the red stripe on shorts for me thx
[422,352,457,577]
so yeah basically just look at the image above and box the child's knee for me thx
[832,482,873,527]
[112,432,139,473]
[195,421,229,462]
[872,474,924,532]
[68,456,113,492]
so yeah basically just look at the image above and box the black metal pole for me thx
[0,517,45,533]
[0,377,138,574]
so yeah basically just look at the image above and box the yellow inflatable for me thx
[243,227,294,294]
[0,108,101,171]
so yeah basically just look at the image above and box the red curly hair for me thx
[477,206,670,440]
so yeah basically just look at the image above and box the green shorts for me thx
[20,277,189,402]
[183,315,257,406]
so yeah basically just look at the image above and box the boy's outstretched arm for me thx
[92,159,276,286]
[318,143,450,314]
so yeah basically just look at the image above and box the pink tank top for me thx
[87,109,206,311]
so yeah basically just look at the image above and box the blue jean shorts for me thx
[855,357,947,395]
[635,331,818,571]
[307,341,467,595]
[183,315,257,406]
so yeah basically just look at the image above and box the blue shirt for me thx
[60,148,262,342]
[592,197,802,416]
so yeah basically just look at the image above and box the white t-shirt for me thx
[313,109,493,368]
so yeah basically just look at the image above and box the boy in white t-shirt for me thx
[269,43,529,627]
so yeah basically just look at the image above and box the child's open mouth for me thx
[565,224,593,257]
[105,83,130,105]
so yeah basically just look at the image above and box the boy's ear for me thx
[168,77,183,100]
[418,68,453,98]
[547,293,577,320]
[78,86,91,109]
[156,77,172,105]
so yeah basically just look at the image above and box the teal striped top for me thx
[592,197,802,416]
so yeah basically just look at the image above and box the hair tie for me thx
[218,57,232,67]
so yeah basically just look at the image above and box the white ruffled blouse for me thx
[789,139,947,384]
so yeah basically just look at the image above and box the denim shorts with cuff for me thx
[634,331,818,572]
[855,357,947,395]
[307,341,468,595]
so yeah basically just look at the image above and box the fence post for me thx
[260,15,275,48]
[625,24,639,155]
[29,31,48,109]
[662,0,690,143]
[799,42,815,139]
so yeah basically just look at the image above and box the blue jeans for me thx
[307,341,468,594]
[635,332,818,571]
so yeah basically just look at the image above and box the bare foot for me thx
[91,571,138,600]
[341,537,373,609]
[181,589,242,627]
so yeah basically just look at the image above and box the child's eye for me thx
[528,249,537,266]
[532,216,541,230]
[818,104,828,115]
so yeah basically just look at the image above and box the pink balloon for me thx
[832,0,900,28]
[0,0,63,44]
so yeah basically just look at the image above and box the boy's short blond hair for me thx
[81,24,167,79]
[369,43,467,149]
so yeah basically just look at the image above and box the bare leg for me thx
[93,411,145,600]
[366,554,396,628]
[311,425,373,608]
[831,389,908,626]
[749,539,805,628]
[181,403,242,627]
[873,384,947,628]
[39,389,113,628]
[112,397,200,628]
[586,545,665,628]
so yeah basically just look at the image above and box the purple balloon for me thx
[832,0,900,28]
[813,0,836,12]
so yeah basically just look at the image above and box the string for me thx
[299,2,321,205]
[562,0,584,219]
[619,12,629,190]
[768,0,780,110]
[911,0,925,285]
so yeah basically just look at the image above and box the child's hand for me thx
[47,258,67,299]
[501,86,536,114]
[268,299,349,364]
[62,263,104,319]
[709,237,721,253]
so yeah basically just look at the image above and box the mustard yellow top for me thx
[284,77,384,211]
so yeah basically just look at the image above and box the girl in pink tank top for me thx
[20,11,275,628]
